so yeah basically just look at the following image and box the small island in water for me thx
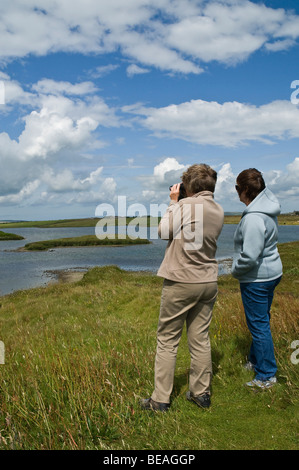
[18,235,151,251]
[0,230,24,241]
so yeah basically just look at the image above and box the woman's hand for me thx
[170,183,181,202]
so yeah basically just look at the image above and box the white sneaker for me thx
[245,377,277,389]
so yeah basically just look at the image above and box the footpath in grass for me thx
[0,242,298,450]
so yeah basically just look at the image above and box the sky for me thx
[0,0,299,220]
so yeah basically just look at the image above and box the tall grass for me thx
[0,242,298,450]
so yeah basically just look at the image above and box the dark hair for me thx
[236,168,265,202]
[181,164,217,194]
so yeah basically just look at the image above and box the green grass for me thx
[21,235,150,251]
[0,242,298,450]
[0,231,24,241]
[224,213,299,225]
[0,218,98,228]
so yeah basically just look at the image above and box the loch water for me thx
[0,224,298,296]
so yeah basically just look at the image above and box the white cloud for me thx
[274,12,299,38]
[91,64,119,78]
[165,1,274,64]
[139,157,187,202]
[32,79,98,96]
[0,73,36,109]
[139,158,240,208]
[126,64,150,77]
[0,180,41,205]
[0,163,118,207]
[214,158,299,209]
[0,75,121,206]
[214,163,236,201]
[0,75,120,162]
[265,157,299,201]
[138,157,299,212]
[153,157,186,183]
[65,177,117,204]
[19,111,98,161]
[41,167,103,192]
[0,1,298,73]
[118,29,202,74]
[265,39,296,52]
[126,99,299,147]
[37,166,117,204]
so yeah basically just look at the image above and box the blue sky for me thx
[0,0,299,220]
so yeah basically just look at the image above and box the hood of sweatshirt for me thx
[242,187,281,218]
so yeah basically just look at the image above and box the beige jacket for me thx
[157,191,224,283]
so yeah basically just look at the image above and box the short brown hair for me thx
[181,164,217,194]
[236,168,265,202]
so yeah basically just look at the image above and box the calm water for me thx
[0,224,298,296]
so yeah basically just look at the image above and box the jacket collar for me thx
[191,190,214,198]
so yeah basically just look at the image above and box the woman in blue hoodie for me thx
[232,168,283,389]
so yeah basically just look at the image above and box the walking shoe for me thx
[140,398,170,412]
[245,377,277,389]
[186,391,211,409]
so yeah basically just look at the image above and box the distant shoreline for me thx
[0,213,298,229]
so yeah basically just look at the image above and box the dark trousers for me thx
[240,276,281,381]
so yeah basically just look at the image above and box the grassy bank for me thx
[0,213,298,229]
[20,235,150,251]
[0,242,298,450]
[0,231,24,241]
[0,217,160,229]
[0,218,98,228]
[224,213,299,225]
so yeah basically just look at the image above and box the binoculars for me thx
[169,183,187,201]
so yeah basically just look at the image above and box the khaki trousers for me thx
[151,279,218,404]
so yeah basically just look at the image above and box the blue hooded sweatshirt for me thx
[231,187,283,283]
